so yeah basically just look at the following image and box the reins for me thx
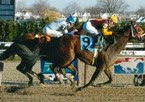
[113,33,130,38]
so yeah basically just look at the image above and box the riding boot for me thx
[113,36,117,43]
[94,35,103,51]
[92,34,103,65]
[94,35,101,48]
[92,47,98,65]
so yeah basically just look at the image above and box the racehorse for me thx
[0,33,77,86]
[0,21,138,92]
[39,21,137,92]
[0,33,52,86]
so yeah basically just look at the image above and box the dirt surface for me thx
[1,61,145,102]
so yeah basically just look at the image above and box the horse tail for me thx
[67,64,78,76]
[0,42,16,60]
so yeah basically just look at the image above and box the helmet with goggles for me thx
[66,15,75,24]
[110,14,118,23]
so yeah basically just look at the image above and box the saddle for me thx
[87,34,103,51]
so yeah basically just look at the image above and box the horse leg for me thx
[65,73,75,87]
[57,65,77,87]
[16,63,33,86]
[55,69,65,85]
[76,66,103,92]
[65,64,77,87]
[28,71,45,84]
[76,51,106,92]
[67,64,77,76]
[25,58,46,85]
[49,64,75,86]
[100,68,113,85]
[50,66,64,85]
[25,63,42,86]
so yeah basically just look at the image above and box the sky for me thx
[16,0,145,11]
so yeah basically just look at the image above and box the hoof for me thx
[76,87,83,92]
[40,83,45,86]
[70,81,76,87]
[40,78,44,84]
[58,81,65,86]
[28,82,33,87]
[91,83,101,87]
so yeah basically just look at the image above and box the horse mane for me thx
[23,33,36,40]
[113,21,131,34]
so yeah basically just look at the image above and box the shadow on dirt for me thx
[51,92,74,96]
[4,86,27,93]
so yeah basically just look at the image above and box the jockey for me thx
[43,15,78,37]
[82,14,118,64]
[83,14,118,50]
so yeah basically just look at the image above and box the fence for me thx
[0,42,13,54]
[113,43,145,86]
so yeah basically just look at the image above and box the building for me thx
[0,0,15,20]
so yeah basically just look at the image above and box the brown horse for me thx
[0,21,136,91]
[39,21,139,92]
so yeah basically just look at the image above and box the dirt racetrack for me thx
[1,60,145,102]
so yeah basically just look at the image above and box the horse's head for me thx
[113,21,145,41]
[35,33,51,43]
[112,21,132,39]
[24,33,51,43]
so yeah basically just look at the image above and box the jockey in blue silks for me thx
[43,15,78,37]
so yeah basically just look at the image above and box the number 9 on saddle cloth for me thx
[80,35,103,52]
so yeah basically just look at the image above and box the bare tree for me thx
[135,6,145,17]
[97,0,129,13]
[28,0,50,16]
[27,0,61,19]
[85,6,102,14]
[62,2,82,16]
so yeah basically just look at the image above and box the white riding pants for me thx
[43,26,63,38]
[83,21,99,35]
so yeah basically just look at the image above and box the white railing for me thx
[0,42,13,54]
[120,43,145,56]
[125,43,144,49]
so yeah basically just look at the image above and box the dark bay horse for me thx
[0,33,52,86]
[0,33,76,86]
